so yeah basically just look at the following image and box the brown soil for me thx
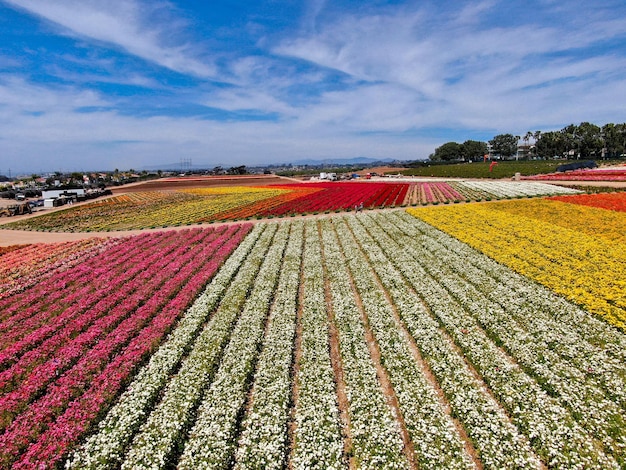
[377,273,483,469]
[342,218,482,468]
[287,240,306,470]
[354,166,409,176]
[350,270,418,469]
[318,222,355,469]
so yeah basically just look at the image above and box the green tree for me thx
[524,131,533,147]
[432,142,462,161]
[577,122,602,159]
[489,134,518,158]
[70,172,84,185]
[532,131,542,157]
[560,124,580,158]
[461,140,488,161]
[228,165,247,175]
[602,123,626,158]
[535,131,566,159]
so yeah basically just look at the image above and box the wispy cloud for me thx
[1,0,625,173]
[3,0,215,77]
[273,1,626,131]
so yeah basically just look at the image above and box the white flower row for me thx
[319,219,410,470]
[119,223,283,469]
[290,221,344,470]
[398,210,626,391]
[335,217,475,469]
[65,223,271,469]
[352,213,542,468]
[398,213,626,459]
[457,181,579,198]
[380,211,620,468]
[233,222,304,469]
[176,222,291,469]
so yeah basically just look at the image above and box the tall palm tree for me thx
[524,131,533,159]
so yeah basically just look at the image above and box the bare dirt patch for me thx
[355,166,409,176]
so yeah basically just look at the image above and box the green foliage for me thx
[461,140,488,160]
[489,134,519,157]
[429,140,488,162]
[533,122,626,159]
[400,160,562,179]
[432,142,462,161]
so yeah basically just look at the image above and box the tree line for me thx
[429,122,626,161]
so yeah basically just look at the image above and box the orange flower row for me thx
[549,192,626,213]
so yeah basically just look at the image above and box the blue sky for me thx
[1,0,626,174]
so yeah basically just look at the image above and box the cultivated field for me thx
[1,180,578,232]
[0,180,624,469]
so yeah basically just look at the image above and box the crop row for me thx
[64,212,624,468]
[0,238,114,298]
[373,212,622,466]
[524,168,626,181]
[549,191,626,213]
[410,199,626,330]
[3,181,579,232]
[0,225,250,469]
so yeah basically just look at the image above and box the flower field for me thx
[0,225,250,469]
[2,197,624,468]
[0,238,116,298]
[524,167,626,181]
[2,181,578,232]
[549,191,626,212]
[409,197,626,330]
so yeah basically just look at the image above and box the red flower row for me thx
[0,229,222,400]
[525,168,626,181]
[255,182,411,216]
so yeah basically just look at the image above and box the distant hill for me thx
[140,163,227,171]
[141,157,406,172]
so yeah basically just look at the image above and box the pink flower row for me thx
[0,224,251,469]
[0,231,179,322]
[0,239,114,302]
[419,182,464,203]
[0,236,144,326]
[0,239,103,286]
[525,169,626,181]
[0,229,223,405]
[0,231,180,352]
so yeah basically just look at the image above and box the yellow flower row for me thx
[407,200,626,330]
[486,198,626,245]
[125,187,288,228]
[4,187,292,231]
[181,186,280,196]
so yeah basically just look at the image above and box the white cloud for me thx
[272,1,626,133]
[2,0,626,174]
[3,0,215,77]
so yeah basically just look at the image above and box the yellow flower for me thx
[408,199,626,330]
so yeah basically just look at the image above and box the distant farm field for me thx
[400,160,563,178]
[1,188,625,468]
[2,180,578,232]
